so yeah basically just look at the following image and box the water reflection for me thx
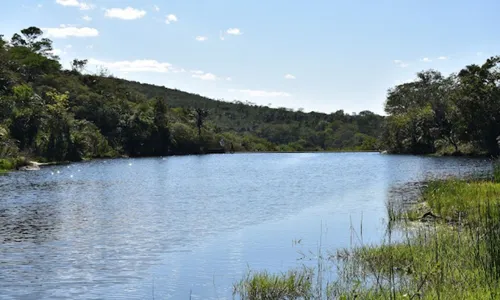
[0,153,492,299]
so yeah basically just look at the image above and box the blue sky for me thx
[1,0,499,114]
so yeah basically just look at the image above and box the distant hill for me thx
[0,26,384,164]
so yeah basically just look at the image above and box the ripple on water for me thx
[0,153,493,299]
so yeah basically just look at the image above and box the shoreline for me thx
[2,149,492,174]
[234,160,500,299]
[0,150,379,173]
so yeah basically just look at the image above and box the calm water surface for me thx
[0,153,492,299]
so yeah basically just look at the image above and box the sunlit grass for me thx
[331,169,500,299]
[422,179,500,224]
[235,162,500,299]
[233,268,314,300]
[332,223,500,299]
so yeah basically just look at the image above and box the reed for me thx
[235,162,500,299]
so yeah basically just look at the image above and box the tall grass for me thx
[329,168,500,299]
[234,162,500,299]
[233,267,314,299]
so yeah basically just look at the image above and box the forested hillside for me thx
[0,26,384,166]
[382,57,500,156]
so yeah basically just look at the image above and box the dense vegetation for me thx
[0,26,384,169]
[383,58,500,156]
[4,25,500,170]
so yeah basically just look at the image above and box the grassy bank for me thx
[0,157,29,173]
[234,165,500,299]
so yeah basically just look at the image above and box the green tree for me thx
[151,97,170,155]
[9,84,44,150]
[193,107,208,138]
[11,27,53,56]
[456,57,500,155]
[70,59,88,73]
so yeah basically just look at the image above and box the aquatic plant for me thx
[235,163,500,299]
[233,267,314,300]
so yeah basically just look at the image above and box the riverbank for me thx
[0,149,376,174]
[0,157,29,173]
[331,172,500,299]
[233,162,500,299]
[0,157,72,173]
[1,149,490,176]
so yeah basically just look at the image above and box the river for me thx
[0,153,492,299]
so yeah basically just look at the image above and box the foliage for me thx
[383,59,500,156]
[0,157,28,172]
[0,26,384,162]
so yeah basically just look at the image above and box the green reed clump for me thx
[233,267,314,300]
[331,223,500,299]
[422,179,500,225]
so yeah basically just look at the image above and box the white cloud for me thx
[86,59,217,79]
[195,36,208,41]
[420,57,432,62]
[219,30,225,40]
[189,70,225,81]
[165,14,178,24]
[49,48,65,56]
[86,44,93,49]
[55,0,94,10]
[226,28,242,35]
[65,44,72,49]
[228,89,291,97]
[153,5,160,12]
[82,15,92,21]
[105,7,146,20]
[79,2,93,10]
[393,59,409,68]
[42,25,99,38]
[88,58,172,73]
[192,72,217,81]
[284,74,296,79]
[55,0,77,6]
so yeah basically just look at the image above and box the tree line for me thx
[383,57,500,156]
[0,26,384,164]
